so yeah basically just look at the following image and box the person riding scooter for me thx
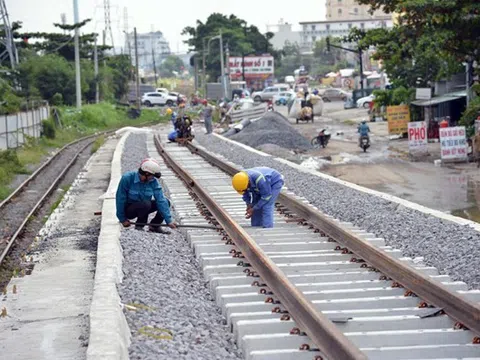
[358,119,370,147]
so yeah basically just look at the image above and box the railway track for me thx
[0,134,101,267]
[152,132,480,360]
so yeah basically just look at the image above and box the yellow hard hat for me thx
[166,108,173,115]
[232,171,249,194]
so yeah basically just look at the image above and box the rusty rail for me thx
[154,135,367,360]
[183,140,480,336]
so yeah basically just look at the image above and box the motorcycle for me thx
[267,101,274,112]
[311,129,331,148]
[360,135,370,152]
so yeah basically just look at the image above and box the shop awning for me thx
[411,91,467,107]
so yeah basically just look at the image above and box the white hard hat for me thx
[139,158,162,178]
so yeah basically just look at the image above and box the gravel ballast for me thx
[118,132,241,360]
[195,132,480,289]
[228,112,312,151]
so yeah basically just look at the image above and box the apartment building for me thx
[299,17,393,51]
[326,0,387,20]
[125,31,171,70]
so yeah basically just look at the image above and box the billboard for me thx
[439,126,468,161]
[387,105,410,135]
[408,121,428,154]
[229,56,274,79]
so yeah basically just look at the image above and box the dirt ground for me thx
[273,102,480,221]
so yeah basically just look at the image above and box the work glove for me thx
[245,207,254,219]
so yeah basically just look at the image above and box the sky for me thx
[9,0,326,54]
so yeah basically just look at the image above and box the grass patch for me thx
[47,185,71,217]
[342,119,357,126]
[91,135,105,154]
[0,103,168,201]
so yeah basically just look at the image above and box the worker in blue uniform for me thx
[231,167,284,228]
[116,158,177,234]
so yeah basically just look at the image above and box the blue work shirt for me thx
[116,171,172,224]
[242,167,284,211]
[358,123,370,136]
[170,112,177,127]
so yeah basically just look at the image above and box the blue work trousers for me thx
[250,181,284,228]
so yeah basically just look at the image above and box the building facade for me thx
[299,17,393,51]
[266,20,302,50]
[125,31,171,70]
[326,0,388,20]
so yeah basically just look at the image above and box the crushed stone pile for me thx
[227,112,312,151]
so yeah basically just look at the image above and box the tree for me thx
[344,26,462,88]
[158,55,184,78]
[355,0,480,63]
[182,13,278,80]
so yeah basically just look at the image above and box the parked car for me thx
[232,88,251,99]
[252,85,290,102]
[356,94,375,108]
[169,92,187,103]
[141,92,176,107]
[321,88,350,102]
[273,91,295,105]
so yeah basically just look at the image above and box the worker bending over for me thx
[232,167,284,228]
[116,158,177,234]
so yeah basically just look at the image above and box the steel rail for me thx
[155,135,367,360]
[0,133,100,210]
[0,139,96,265]
[185,140,480,336]
[0,116,162,211]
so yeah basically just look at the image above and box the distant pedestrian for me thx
[231,167,284,228]
[202,100,214,134]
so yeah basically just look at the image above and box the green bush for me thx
[51,93,64,106]
[0,149,28,200]
[41,119,56,139]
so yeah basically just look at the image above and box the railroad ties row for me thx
[146,131,480,360]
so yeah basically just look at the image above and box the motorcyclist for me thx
[358,119,370,146]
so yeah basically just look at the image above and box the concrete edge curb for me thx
[86,132,131,360]
[211,132,480,232]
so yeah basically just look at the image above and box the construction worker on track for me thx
[232,167,285,228]
[116,158,177,234]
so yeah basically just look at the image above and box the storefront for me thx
[229,56,274,92]
[411,91,467,139]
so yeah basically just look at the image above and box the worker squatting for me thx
[115,158,285,231]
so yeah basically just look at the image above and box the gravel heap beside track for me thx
[118,133,241,359]
[228,112,312,151]
[195,133,480,289]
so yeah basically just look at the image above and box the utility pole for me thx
[134,27,140,110]
[203,38,207,98]
[94,35,99,103]
[102,30,107,67]
[242,23,247,81]
[219,30,226,99]
[225,41,231,98]
[193,55,198,92]
[466,58,474,107]
[73,0,82,109]
[359,48,364,92]
[152,46,158,85]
